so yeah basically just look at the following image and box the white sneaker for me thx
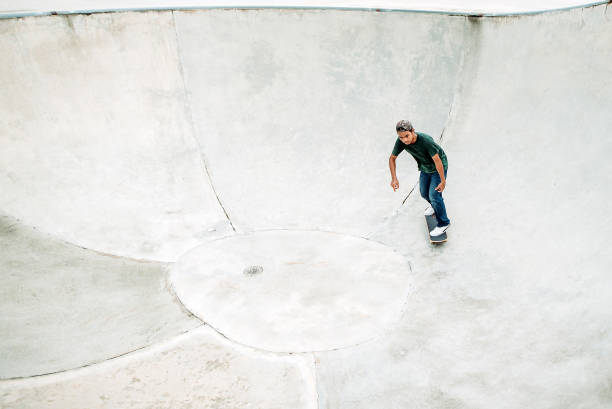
[424,206,435,216]
[429,224,450,237]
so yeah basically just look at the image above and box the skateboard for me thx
[425,214,447,244]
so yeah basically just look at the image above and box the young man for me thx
[388,120,450,237]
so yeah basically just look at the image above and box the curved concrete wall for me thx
[177,9,466,235]
[1,4,611,407]
[0,9,467,261]
[0,12,229,262]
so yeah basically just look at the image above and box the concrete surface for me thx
[1,3,612,409]
[0,11,232,262]
[0,0,609,18]
[0,326,316,408]
[0,213,201,379]
[176,8,464,235]
[170,230,412,352]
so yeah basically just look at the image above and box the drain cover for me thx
[243,265,264,275]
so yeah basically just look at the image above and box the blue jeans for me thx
[419,169,450,228]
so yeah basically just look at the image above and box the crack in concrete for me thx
[400,20,460,208]
[398,11,483,211]
[401,181,418,206]
[171,11,237,234]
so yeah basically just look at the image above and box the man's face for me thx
[397,130,415,144]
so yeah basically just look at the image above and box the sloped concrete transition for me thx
[1,4,611,408]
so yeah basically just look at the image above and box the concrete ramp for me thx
[175,9,465,235]
[1,4,611,408]
[0,12,230,262]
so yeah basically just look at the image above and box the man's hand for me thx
[431,154,446,192]
[391,178,399,191]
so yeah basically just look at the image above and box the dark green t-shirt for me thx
[392,132,448,173]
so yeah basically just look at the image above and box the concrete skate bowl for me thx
[1,4,612,408]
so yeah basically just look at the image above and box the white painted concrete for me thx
[1,4,611,408]
[171,230,411,351]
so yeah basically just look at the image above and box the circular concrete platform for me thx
[170,230,412,352]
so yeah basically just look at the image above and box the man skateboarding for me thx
[388,120,450,238]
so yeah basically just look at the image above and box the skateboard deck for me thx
[425,214,447,243]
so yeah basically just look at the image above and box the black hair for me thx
[396,120,414,132]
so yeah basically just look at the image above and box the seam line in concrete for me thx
[171,10,237,233]
[402,14,477,208]
[167,228,411,355]
[401,179,418,205]
[3,225,411,380]
[0,325,205,381]
[0,212,168,264]
[169,282,398,355]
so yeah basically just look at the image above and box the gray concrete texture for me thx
[1,4,611,408]
[0,213,200,378]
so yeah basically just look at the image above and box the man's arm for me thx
[432,154,446,192]
[389,155,399,191]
